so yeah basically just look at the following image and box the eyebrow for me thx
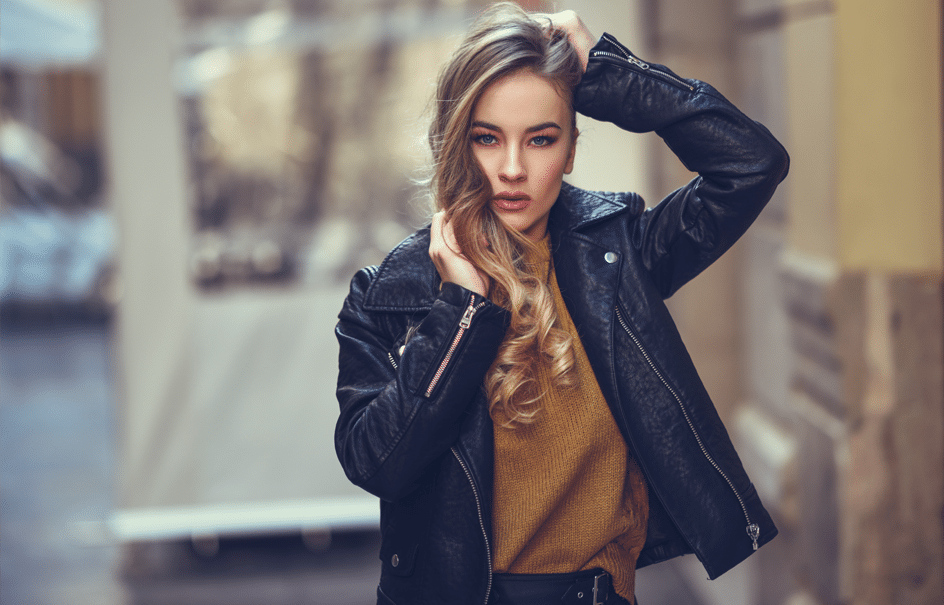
[471,120,563,133]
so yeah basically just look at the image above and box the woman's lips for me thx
[492,192,531,211]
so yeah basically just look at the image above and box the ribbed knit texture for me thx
[491,237,649,603]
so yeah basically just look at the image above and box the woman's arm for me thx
[335,259,507,502]
[567,26,789,298]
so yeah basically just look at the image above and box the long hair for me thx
[427,2,582,426]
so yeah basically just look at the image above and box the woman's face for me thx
[470,69,577,241]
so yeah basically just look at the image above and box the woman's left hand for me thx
[541,9,596,73]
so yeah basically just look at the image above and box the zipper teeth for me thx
[596,34,695,91]
[387,351,398,370]
[614,305,754,531]
[424,298,485,398]
[652,70,694,91]
[593,50,646,67]
[426,329,464,396]
[600,32,633,60]
[452,447,492,605]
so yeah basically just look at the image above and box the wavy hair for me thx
[427,2,582,426]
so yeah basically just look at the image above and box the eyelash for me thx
[471,133,557,147]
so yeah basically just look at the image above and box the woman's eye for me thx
[473,133,497,145]
[531,135,556,147]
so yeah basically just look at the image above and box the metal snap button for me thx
[604,252,618,263]
[577,592,584,599]
[391,554,399,567]
[398,345,406,356]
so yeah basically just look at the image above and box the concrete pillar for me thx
[99,0,194,508]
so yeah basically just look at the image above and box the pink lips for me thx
[492,191,531,211]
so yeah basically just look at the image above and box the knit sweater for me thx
[491,238,649,602]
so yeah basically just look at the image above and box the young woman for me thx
[335,4,789,604]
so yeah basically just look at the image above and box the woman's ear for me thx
[564,127,579,174]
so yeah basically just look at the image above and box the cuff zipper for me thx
[592,34,694,92]
[424,295,486,398]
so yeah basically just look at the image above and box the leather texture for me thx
[335,34,789,605]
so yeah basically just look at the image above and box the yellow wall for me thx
[835,0,943,272]
[786,12,838,263]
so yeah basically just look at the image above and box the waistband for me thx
[488,569,633,605]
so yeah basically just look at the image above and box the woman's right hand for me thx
[429,211,488,296]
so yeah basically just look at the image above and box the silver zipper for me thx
[594,33,695,92]
[451,446,493,604]
[593,49,649,70]
[424,296,486,398]
[615,304,760,550]
[387,351,398,370]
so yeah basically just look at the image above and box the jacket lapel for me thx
[549,183,639,413]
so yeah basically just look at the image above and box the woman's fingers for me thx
[429,211,487,296]
[440,213,462,254]
[540,9,595,73]
[430,211,446,253]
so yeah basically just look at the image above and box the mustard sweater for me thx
[491,238,649,602]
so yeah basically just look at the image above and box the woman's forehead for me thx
[473,70,571,129]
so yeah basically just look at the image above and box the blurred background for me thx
[0,0,941,604]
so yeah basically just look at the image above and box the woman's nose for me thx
[499,148,526,182]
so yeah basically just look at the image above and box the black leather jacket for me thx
[335,34,789,605]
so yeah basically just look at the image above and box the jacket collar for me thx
[548,181,638,233]
[363,182,639,311]
[362,227,439,312]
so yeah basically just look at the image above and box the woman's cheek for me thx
[542,155,569,180]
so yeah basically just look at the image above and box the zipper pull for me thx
[459,296,478,329]
[598,33,649,69]
[626,55,649,70]
[747,523,760,551]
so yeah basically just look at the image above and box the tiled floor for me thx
[0,315,703,605]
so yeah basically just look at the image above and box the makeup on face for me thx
[470,69,577,241]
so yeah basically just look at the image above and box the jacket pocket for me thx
[379,525,419,577]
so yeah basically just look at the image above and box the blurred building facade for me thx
[1,0,115,315]
[6,0,939,603]
[628,1,943,604]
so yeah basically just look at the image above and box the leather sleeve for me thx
[335,273,508,502]
[574,33,789,298]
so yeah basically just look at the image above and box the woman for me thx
[335,3,789,605]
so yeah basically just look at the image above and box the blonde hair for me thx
[427,2,581,426]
